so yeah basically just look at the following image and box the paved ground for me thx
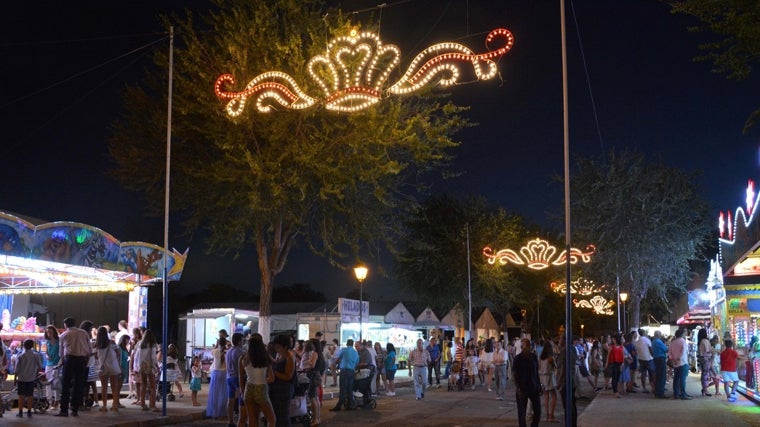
[0,370,757,426]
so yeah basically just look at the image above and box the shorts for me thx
[190,377,202,391]
[722,371,739,383]
[638,359,655,376]
[243,383,270,406]
[227,376,240,398]
[579,364,590,377]
[386,369,396,380]
[17,381,35,396]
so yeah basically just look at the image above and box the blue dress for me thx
[205,349,228,418]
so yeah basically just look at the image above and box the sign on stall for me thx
[338,298,369,323]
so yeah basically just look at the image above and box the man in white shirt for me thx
[635,328,655,393]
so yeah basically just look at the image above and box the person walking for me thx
[493,340,508,401]
[513,338,541,427]
[55,317,91,417]
[607,334,624,398]
[409,338,431,400]
[480,338,495,392]
[330,339,358,411]
[721,338,741,401]
[426,337,442,388]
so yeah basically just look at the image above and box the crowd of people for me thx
[0,318,183,419]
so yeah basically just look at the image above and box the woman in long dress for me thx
[269,334,295,427]
[206,337,228,419]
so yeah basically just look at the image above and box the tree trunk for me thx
[258,264,273,340]
[631,294,641,332]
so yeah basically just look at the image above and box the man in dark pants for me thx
[513,338,541,427]
[330,338,359,411]
[651,330,669,398]
[55,317,91,417]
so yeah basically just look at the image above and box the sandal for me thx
[99,407,108,412]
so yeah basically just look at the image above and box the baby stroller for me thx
[3,373,51,414]
[352,365,376,409]
[448,361,469,391]
[157,362,179,402]
[291,371,314,427]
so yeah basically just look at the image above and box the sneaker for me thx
[54,412,68,417]
[385,391,395,396]
[497,396,504,401]
[727,396,737,402]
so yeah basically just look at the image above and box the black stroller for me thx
[351,365,377,409]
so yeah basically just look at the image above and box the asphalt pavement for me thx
[0,369,757,426]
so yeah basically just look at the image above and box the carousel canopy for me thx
[0,211,188,294]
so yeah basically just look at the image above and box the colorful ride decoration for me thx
[0,211,188,294]
[483,238,595,270]
[214,27,514,116]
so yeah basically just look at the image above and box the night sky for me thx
[2,1,759,301]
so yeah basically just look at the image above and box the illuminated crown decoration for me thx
[483,238,595,270]
[550,277,606,296]
[574,295,614,316]
[214,28,514,116]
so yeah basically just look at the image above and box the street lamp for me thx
[354,265,368,341]
[620,292,628,333]
[581,324,584,339]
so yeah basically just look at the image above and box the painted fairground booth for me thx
[708,180,760,400]
[0,210,188,351]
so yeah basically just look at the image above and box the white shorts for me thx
[721,371,739,383]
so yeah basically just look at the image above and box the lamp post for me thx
[354,265,368,342]
[620,292,628,333]
[581,324,584,339]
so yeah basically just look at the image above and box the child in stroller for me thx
[448,360,470,391]
[352,364,377,409]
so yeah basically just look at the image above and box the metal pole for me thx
[359,280,363,342]
[161,26,174,416]
[560,1,574,426]
[616,276,621,332]
[466,223,472,340]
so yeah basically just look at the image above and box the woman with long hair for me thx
[137,329,159,411]
[239,336,276,426]
[95,326,122,411]
[270,334,296,427]
[385,343,397,396]
[166,344,184,398]
[480,338,495,392]
[539,340,558,422]
[607,334,625,398]
[206,337,228,419]
[129,328,143,404]
[117,334,130,406]
[44,325,60,409]
[696,328,713,396]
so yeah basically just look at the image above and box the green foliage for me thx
[569,149,712,326]
[107,0,470,317]
[668,0,760,131]
[395,194,547,314]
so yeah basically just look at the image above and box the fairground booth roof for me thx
[0,211,188,294]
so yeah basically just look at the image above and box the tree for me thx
[668,0,760,131]
[395,194,549,332]
[569,149,712,330]
[108,0,470,339]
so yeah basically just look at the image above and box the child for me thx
[190,356,202,406]
[465,349,479,390]
[720,339,740,402]
[14,339,41,418]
